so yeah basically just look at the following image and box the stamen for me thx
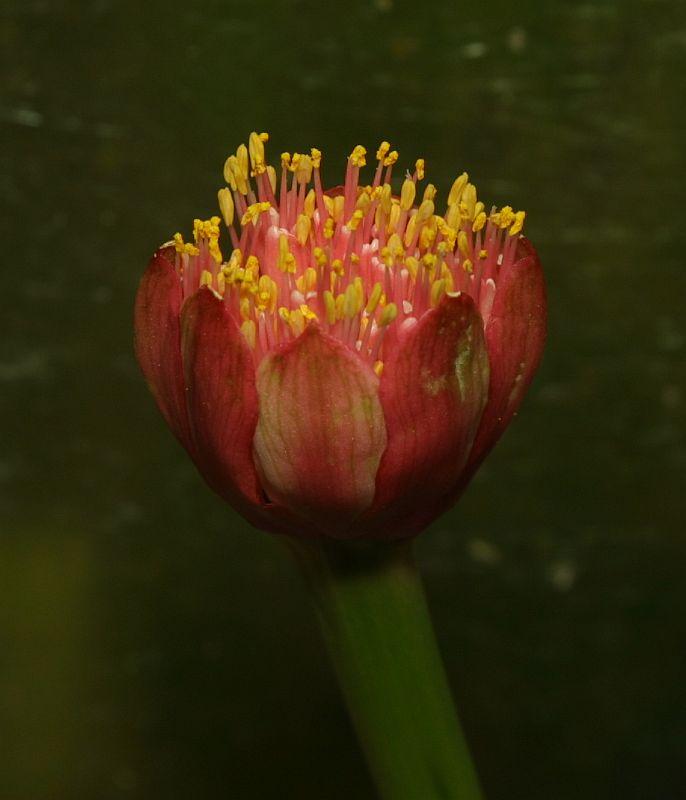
[174,137,526,360]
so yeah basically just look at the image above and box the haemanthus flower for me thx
[135,134,545,539]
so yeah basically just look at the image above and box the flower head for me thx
[134,134,546,539]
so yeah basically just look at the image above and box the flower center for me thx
[168,133,525,375]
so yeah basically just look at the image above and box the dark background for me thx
[2,0,685,797]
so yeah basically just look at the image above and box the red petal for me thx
[367,293,490,538]
[253,326,387,538]
[466,236,547,474]
[134,248,193,451]
[180,287,264,512]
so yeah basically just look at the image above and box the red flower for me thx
[135,136,546,539]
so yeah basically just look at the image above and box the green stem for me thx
[289,538,483,800]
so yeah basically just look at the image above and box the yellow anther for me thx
[387,233,404,256]
[441,223,458,248]
[173,232,185,254]
[355,191,372,215]
[256,275,275,312]
[405,256,419,280]
[289,153,301,173]
[509,210,526,236]
[239,297,252,320]
[403,214,417,247]
[373,360,384,377]
[244,254,260,275]
[344,283,359,319]
[472,211,487,232]
[462,258,473,274]
[304,189,316,217]
[209,239,222,264]
[200,270,213,287]
[422,253,437,271]
[379,183,392,214]
[323,195,334,216]
[347,209,365,231]
[333,195,345,223]
[380,246,393,267]
[335,293,346,320]
[498,205,515,229]
[457,230,471,258]
[194,217,221,242]
[240,201,271,227]
[400,178,416,212]
[223,155,238,190]
[266,165,277,193]
[278,307,291,323]
[323,217,335,239]
[448,173,469,206]
[349,145,367,167]
[216,270,226,294]
[331,258,344,275]
[323,290,336,325]
[278,234,292,271]
[445,203,461,230]
[350,253,360,264]
[304,267,318,292]
[366,282,383,314]
[295,153,313,184]
[441,263,455,293]
[430,279,446,307]
[240,319,256,348]
[217,187,235,227]
[379,302,398,327]
[416,199,435,224]
[369,185,383,201]
[310,147,322,168]
[249,131,266,175]
[290,308,305,336]
[376,141,391,160]
[281,152,291,168]
[415,158,425,180]
[228,248,242,269]
[313,247,328,268]
[422,183,436,202]
[299,304,318,322]
[387,202,401,233]
[353,276,364,307]
[236,143,249,179]
[383,150,399,167]
[479,248,488,259]
[225,152,248,194]
[474,201,485,218]
[462,183,477,219]
[295,213,311,246]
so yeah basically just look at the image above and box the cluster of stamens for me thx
[169,133,526,375]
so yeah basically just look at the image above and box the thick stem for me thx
[289,538,483,800]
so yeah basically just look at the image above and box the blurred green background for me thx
[2,0,685,797]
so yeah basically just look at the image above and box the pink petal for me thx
[367,293,490,539]
[180,286,264,512]
[253,326,387,538]
[465,236,547,474]
[133,247,193,451]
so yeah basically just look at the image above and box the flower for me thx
[134,134,546,539]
